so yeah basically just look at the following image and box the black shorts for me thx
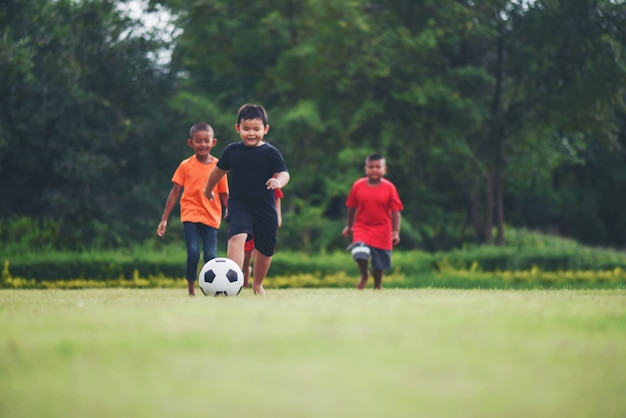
[227,199,278,257]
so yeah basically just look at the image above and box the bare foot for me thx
[188,281,195,296]
[357,270,369,290]
[253,285,265,295]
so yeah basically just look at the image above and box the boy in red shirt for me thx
[342,154,404,290]
[157,123,229,296]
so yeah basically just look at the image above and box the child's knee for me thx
[229,233,247,244]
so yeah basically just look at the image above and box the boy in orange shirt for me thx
[157,123,229,296]
[342,154,403,290]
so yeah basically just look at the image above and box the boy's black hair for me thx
[366,153,384,162]
[237,104,268,126]
[189,123,213,137]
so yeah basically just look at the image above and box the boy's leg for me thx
[242,250,253,287]
[356,259,369,290]
[252,252,272,295]
[187,281,195,296]
[248,206,279,295]
[227,233,247,271]
[242,238,256,287]
[370,248,391,291]
[183,222,200,296]
[373,269,384,290]
[199,224,218,262]
[349,243,371,290]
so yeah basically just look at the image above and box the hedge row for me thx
[3,268,625,290]
[4,245,626,282]
[432,246,626,272]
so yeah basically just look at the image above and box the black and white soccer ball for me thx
[198,257,244,296]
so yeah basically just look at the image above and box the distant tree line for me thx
[1,0,625,252]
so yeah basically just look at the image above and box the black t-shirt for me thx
[217,142,288,207]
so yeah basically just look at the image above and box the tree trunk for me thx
[491,21,506,245]
[484,170,494,244]
[495,138,505,245]
[470,186,484,242]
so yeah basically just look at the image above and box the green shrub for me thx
[431,245,626,272]
[4,230,626,287]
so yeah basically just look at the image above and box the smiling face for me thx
[365,158,387,184]
[235,118,270,147]
[187,129,216,160]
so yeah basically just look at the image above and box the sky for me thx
[116,0,179,65]
[117,0,174,34]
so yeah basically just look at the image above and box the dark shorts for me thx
[227,200,277,257]
[350,242,391,271]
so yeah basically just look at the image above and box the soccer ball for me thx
[198,257,244,297]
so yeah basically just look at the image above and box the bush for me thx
[3,227,626,287]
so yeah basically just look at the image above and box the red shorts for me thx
[244,238,255,252]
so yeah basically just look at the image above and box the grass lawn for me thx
[1,288,625,418]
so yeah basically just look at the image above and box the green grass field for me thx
[1,288,625,418]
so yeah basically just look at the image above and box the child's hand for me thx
[205,190,215,200]
[392,231,400,246]
[266,177,282,190]
[342,226,352,238]
[157,221,167,237]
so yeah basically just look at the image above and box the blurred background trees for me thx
[1,0,625,252]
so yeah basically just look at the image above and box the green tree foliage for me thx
[1,0,625,252]
[0,0,177,247]
[161,0,626,251]
[503,0,626,245]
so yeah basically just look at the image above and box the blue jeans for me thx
[183,222,218,283]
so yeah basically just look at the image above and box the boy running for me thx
[157,123,229,296]
[342,154,403,290]
[204,104,289,295]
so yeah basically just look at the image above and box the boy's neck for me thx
[243,140,266,147]
[367,178,383,185]
[195,154,214,164]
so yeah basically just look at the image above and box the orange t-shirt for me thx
[172,156,229,228]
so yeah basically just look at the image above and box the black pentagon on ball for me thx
[204,270,216,283]
[226,269,239,283]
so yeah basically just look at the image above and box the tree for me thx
[458,0,626,245]
[0,0,177,247]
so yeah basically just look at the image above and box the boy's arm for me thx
[268,171,290,190]
[342,207,357,238]
[219,192,229,218]
[275,196,282,228]
[391,211,401,245]
[157,183,182,236]
[204,166,227,201]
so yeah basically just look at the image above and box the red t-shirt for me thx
[345,178,403,250]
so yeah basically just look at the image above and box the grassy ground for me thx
[1,288,625,418]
